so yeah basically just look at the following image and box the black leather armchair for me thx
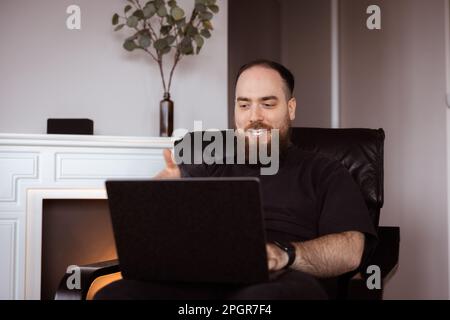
[55,127,399,300]
[290,127,399,299]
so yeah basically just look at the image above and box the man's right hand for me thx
[154,149,181,179]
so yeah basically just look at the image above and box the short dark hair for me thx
[235,59,295,100]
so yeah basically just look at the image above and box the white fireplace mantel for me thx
[0,133,175,299]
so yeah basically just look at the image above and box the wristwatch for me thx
[273,241,296,269]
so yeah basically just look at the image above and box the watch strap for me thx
[273,240,296,269]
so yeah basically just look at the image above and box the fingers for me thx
[267,258,276,271]
[266,244,277,271]
[163,149,177,169]
[266,243,286,272]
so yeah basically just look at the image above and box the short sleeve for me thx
[178,163,209,178]
[316,158,378,269]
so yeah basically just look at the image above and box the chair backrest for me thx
[290,127,385,228]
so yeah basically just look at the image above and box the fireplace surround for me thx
[0,133,174,299]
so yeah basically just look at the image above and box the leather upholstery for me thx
[290,127,385,227]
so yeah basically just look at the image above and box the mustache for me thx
[245,121,273,131]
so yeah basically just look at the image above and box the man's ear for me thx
[288,97,296,121]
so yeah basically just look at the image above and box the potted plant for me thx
[112,0,219,137]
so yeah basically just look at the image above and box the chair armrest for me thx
[346,226,400,300]
[371,226,400,279]
[54,259,120,300]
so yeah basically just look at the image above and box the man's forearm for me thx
[291,231,365,278]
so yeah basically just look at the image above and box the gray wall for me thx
[228,0,332,128]
[281,0,332,128]
[0,0,228,136]
[340,0,449,299]
[228,0,281,128]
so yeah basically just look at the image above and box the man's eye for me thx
[240,104,250,109]
[263,104,274,108]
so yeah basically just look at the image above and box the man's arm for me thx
[267,231,365,278]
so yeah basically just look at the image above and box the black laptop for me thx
[105,178,269,285]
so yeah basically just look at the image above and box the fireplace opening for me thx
[41,199,117,300]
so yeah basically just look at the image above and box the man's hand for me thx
[266,243,289,272]
[154,149,181,179]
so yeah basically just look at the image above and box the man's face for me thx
[234,66,296,148]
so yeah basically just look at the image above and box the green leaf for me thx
[194,34,204,48]
[166,35,176,44]
[195,0,207,5]
[208,4,219,13]
[176,17,186,27]
[200,29,211,38]
[112,13,119,25]
[168,0,177,8]
[161,46,171,54]
[199,11,213,21]
[139,34,151,48]
[154,38,168,50]
[179,37,194,55]
[123,40,137,51]
[114,24,125,31]
[133,9,144,19]
[171,7,185,21]
[154,0,164,9]
[160,25,172,35]
[126,16,139,28]
[185,24,198,37]
[203,20,213,30]
[166,15,175,25]
[157,5,167,17]
[124,5,132,13]
[195,3,207,13]
[143,4,156,18]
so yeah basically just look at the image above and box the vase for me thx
[159,92,174,137]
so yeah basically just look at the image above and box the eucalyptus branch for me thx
[157,56,168,93]
[142,47,159,63]
[147,23,158,39]
[135,0,158,39]
[112,0,219,95]
[167,51,181,93]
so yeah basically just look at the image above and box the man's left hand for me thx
[266,243,290,272]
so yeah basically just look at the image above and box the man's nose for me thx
[249,105,264,123]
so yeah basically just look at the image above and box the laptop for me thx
[105,178,269,285]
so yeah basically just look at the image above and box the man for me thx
[96,60,377,300]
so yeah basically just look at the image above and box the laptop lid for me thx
[105,178,269,285]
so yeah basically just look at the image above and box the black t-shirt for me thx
[179,144,378,266]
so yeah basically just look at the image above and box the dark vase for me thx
[159,92,174,137]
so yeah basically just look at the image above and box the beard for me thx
[235,116,292,163]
